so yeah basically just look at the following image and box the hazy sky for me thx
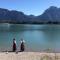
[0,0,60,16]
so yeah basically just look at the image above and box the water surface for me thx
[0,23,60,52]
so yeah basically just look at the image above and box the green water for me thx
[0,23,60,52]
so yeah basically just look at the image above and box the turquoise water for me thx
[0,23,60,52]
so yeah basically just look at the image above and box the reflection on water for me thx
[0,24,60,52]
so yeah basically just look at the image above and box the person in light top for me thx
[13,38,17,52]
[20,38,25,52]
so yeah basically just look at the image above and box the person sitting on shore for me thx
[13,38,17,52]
[20,38,25,52]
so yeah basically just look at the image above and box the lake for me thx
[0,23,60,52]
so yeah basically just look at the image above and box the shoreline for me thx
[0,52,60,60]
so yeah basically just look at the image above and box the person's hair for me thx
[13,38,15,40]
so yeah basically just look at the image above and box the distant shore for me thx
[0,22,60,24]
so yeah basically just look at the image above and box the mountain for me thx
[0,6,60,24]
[0,8,31,23]
[37,6,60,22]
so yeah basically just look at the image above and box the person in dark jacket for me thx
[13,38,17,52]
[20,38,25,52]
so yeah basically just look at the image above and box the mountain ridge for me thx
[0,6,60,24]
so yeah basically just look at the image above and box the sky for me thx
[0,0,60,16]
